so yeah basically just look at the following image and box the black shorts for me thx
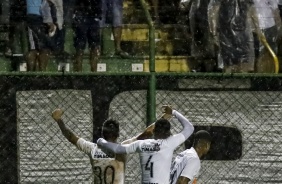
[73,15,101,50]
[26,14,52,51]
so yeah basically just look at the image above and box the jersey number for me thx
[94,166,115,184]
[145,155,154,178]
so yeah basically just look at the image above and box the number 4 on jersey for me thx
[145,155,154,177]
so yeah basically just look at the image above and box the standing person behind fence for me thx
[8,0,27,70]
[208,0,255,73]
[72,0,102,72]
[169,130,211,184]
[25,0,56,71]
[189,0,215,60]
[279,0,282,19]
[251,0,282,71]
[100,0,131,58]
[50,0,65,58]
[97,105,195,184]
[51,108,169,183]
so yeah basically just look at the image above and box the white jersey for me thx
[97,110,195,184]
[170,148,200,184]
[124,134,186,184]
[76,138,125,184]
[253,0,279,29]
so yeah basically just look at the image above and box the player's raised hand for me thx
[162,105,173,115]
[52,109,64,122]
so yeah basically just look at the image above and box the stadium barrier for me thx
[0,72,282,183]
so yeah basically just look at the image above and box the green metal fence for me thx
[0,73,282,183]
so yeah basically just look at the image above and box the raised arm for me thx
[162,105,194,139]
[173,109,194,139]
[172,110,194,139]
[52,109,79,145]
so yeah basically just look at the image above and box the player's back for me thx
[76,138,125,184]
[138,136,184,184]
[91,148,125,184]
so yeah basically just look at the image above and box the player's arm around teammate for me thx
[124,112,173,142]
[97,105,194,154]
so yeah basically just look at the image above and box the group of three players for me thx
[52,105,211,184]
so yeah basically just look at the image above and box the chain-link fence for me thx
[0,74,282,183]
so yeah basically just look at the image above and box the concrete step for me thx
[102,24,190,56]
[0,55,200,73]
[123,0,183,24]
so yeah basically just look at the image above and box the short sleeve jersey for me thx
[169,148,200,184]
[76,138,125,184]
[124,133,186,184]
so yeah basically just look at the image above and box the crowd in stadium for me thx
[1,0,282,72]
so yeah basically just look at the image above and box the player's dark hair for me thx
[193,130,211,146]
[102,119,119,140]
[154,118,171,138]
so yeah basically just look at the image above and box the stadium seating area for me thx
[0,0,218,73]
[0,0,281,73]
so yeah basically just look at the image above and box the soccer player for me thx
[51,108,170,183]
[97,105,195,184]
[170,130,212,184]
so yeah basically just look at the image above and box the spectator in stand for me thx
[251,0,282,71]
[72,0,102,72]
[1,0,11,56]
[278,0,282,56]
[51,0,75,59]
[279,0,282,18]
[25,0,56,71]
[100,0,130,58]
[8,0,27,71]
[208,0,255,73]
[189,0,215,59]
[151,0,159,23]
[48,0,66,58]
[151,0,181,24]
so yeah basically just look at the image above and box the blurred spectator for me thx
[151,0,159,23]
[189,0,215,58]
[25,0,56,71]
[72,0,102,72]
[278,0,282,56]
[100,0,130,58]
[251,0,282,67]
[51,0,72,58]
[208,0,255,73]
[279,0,282,19]
[175,0,192,56]
[148,0,181,24]
[0,0,10,26]
[0,0,10,55]
[8,0,27,70]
